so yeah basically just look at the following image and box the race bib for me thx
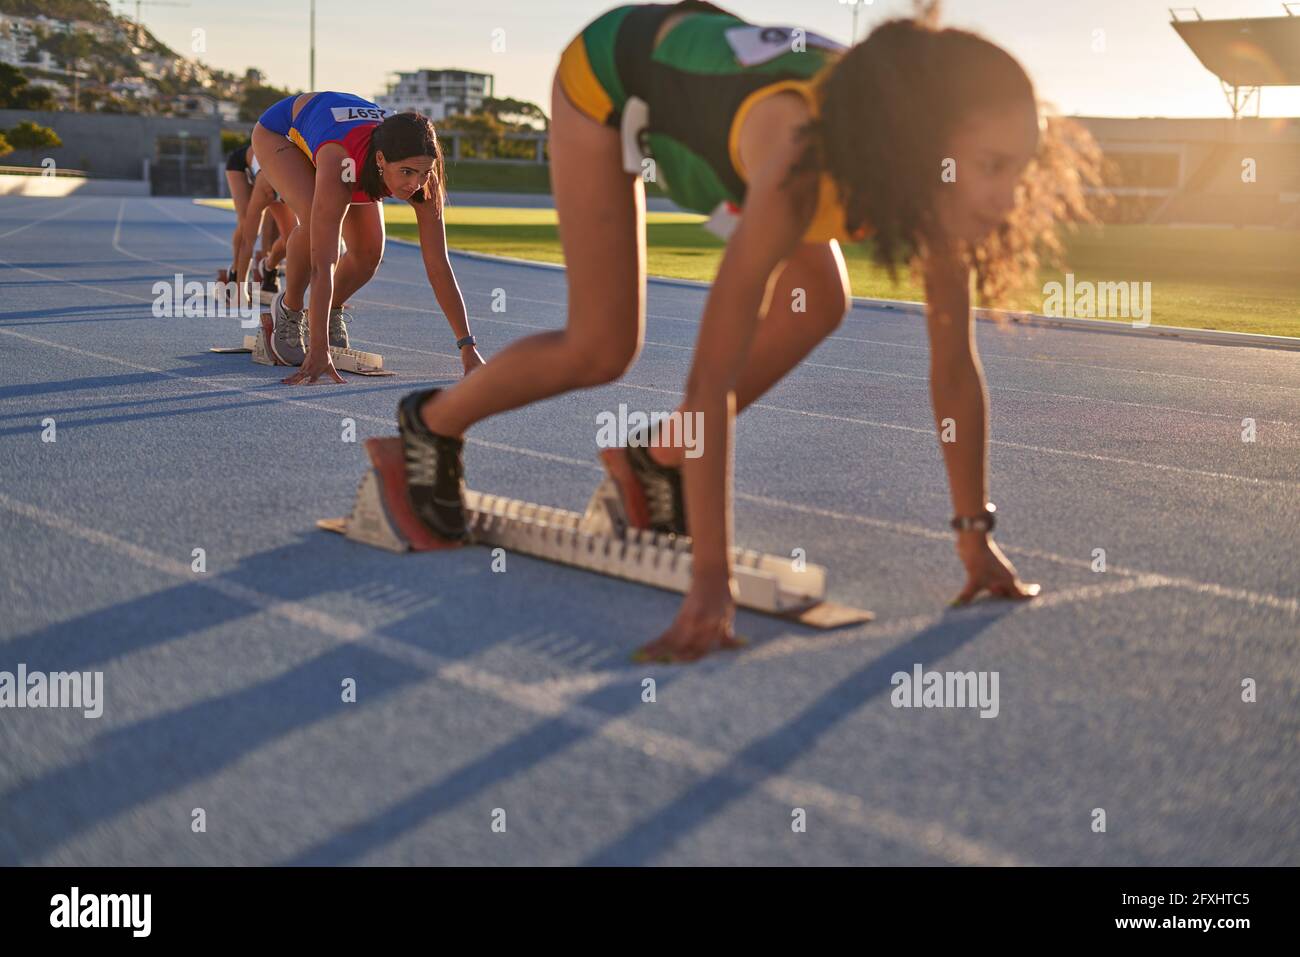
[620,96,651,175]
[703,200,741,241]
[724,25,845,67]
[330,106,393,123]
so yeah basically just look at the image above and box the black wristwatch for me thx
[456,335,476,350]
[951,503,996,533]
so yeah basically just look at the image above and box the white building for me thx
[109,76,156,100]
[375,69,495,121]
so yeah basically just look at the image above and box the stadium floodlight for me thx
[1172,12,1300,117]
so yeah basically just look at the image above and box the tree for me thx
[239,84,293,123]
[6,121,62,166]
[0,133,12,161]
[481,96,548,130]
[16,85,57,110]
[0,64,26,106]
[50,30,93,111]
[222,130,249,154]
[0,63,56,110]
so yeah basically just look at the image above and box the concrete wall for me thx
[0,109,223,190]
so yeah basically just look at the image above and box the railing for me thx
[0,164,90,178]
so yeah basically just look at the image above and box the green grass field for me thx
[442,160,668,197]
[197,199,1299,338]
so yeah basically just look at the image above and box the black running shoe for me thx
[260,261,279,295]
[623,437,687,535]
[396,388,468,541]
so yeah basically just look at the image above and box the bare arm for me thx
[235,177,275,287]
[922,250,989,520]
[681,123,810,586]
[412,196,472,342]
[304,146,352,356]
[922,250,1039,603]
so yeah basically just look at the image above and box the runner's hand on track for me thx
[952,533,1040,605]
[634,576,746,663]
[283,350,345,385]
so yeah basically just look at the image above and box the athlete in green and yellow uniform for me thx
[558,2,865,241]
[387,1,1096,661]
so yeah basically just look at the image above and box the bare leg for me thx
[649,241,849,467]
[265,202,293,268]
[225,171,251,269]
[332,201,384,305]
[421,74,645,438]
[251,124,317,311]
[259,209,278,269]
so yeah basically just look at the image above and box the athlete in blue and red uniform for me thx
[253,91,484,382]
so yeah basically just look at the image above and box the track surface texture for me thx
[1,196,1297,866]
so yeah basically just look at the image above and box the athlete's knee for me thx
[564,333,641,387]
[352,244,382,279]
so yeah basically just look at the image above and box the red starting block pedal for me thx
[317,437,463,552]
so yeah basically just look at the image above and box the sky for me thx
[138,0,1300,119]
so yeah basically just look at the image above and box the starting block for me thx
[208,311,394,376]
[317,437,874,628]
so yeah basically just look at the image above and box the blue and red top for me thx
[258,91,393,203]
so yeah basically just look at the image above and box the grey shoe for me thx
[328,305,352,349]
[269,290,306,365]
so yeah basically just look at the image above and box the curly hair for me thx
[792,3,1102,305]
[359,111,447,210]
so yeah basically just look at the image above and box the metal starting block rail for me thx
[317,438,873,628]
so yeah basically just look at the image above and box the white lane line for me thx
[0,197,96,241]
[822,329,1300,391]
[792,363,1299,428]
[345,326,1299,490]
[3,320,1296,619]
[522,577,1171,699]
[379,249,1300,392]
[0,489,1023,867]
[735,491,1300,617]
[5,239,1294,616]
[747,576,1169,663]
[0,196,79,223]
[350,327,1298,428]
[0,325,592,478]
[150,198,232,248]
[114,199,193,272]
[20,223,1300,442]
[737,401,1297,488]
[205,199,1300,393]
[348,297,1300,437]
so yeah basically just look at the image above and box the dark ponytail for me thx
[361,111,447,209]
